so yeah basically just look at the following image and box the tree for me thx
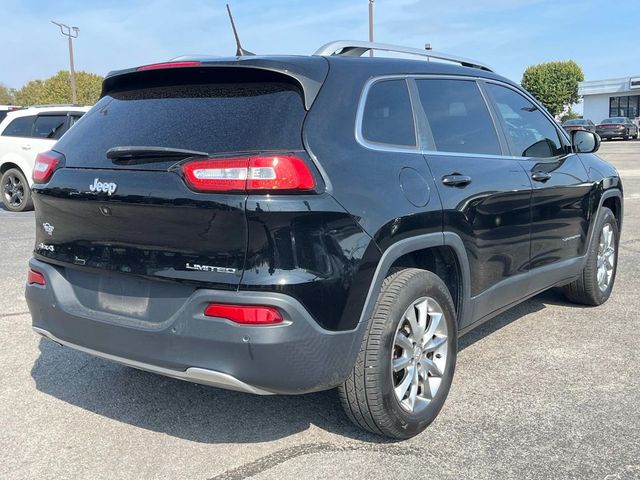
[559,109,581,123]
[0,83,16,104]
[14,70,103,106]
[521,61,584,117]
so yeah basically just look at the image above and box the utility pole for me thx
[51,21,79,104]
[368,0,374,56]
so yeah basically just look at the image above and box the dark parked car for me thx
[26,41,623,439]
[562,118,596,134]
[596,117,639,140]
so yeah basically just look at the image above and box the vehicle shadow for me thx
[30,288,579,444]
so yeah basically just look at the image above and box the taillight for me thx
[182,155,315,193]
[137,61,202,71]
[33,151,64,183]
[204,304,283,325]
[27,269,46,286]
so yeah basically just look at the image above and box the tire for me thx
[1,168,33,212]
[339,268,457,439]
[563,207,618,306]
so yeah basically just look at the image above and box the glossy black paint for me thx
[32,168,247,289]
[241,194,379,330]
[30,55,623,336]
[426,153,532,296]
[522,154,593,268]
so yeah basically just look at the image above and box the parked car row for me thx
[562,116,639,141]
[0,105,89,211]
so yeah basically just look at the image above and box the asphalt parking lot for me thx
[1,141,639,480]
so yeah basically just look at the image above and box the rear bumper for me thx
[26,258,361,395]
[597,130,626,139]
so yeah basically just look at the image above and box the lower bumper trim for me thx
[33,326,274,395]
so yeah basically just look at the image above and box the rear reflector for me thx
[32,151,64,183]
[137,61,202,71]
[183,155,315,193]
[204,304,283,325]
[27,269,46,286]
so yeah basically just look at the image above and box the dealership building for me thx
[579,76,640,123]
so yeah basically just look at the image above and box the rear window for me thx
[2,115,35,137]
[602,118,625,124]
[33,115,67,139]
[55,81,306,168]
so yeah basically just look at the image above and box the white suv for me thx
[0,105,90,212]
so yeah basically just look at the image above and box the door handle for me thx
[21,145,31,150]
[531,171,551,182]
[442,174,472,187]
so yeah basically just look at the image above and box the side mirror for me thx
[572,130,600,154]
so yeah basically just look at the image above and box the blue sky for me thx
[2,0,637,90]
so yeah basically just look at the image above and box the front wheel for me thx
[563,207,618,305]
[339,268,457,439]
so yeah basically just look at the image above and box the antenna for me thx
[226,4,254,56]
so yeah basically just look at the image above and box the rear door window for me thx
[33,115,68,139]
[362,79,416,148]
[2,116,35,137]
[486,84,564,158]
[415,79,501,155]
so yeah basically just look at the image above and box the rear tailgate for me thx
[32,60,327,289]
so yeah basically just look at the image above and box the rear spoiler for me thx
[102,56,329,110]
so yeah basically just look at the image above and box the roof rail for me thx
[27,103,83,108]
[314,40,493,72]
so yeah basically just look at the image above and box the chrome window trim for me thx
[354,75,421,154]
[354,73,573,160]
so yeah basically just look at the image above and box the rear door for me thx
[32,67,310,289]
[483,82,592,269]
[0,115,37,168]
[414,77,533,324]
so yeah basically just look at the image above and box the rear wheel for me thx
[339,268,457,439]
[563,207,618,306]
[1,168,33,212]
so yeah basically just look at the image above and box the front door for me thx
[413,78,533,326]
[483,82,592,270]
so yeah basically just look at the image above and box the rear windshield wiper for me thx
[106,146,208,164]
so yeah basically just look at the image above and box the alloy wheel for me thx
[3,174,24,208]
[392,296,448,413]
[597,223,615,292]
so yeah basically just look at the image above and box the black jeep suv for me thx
[26,41,622,439]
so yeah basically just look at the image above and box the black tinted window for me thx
[487,84,564,158]
[415,79,501,155]
[33,115,67,139]
[55,82,306,168]
[68,114,83,128]
[2,116,35,137]
[362,80,416,147]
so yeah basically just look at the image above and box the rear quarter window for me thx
[361,79,416,148]
[2,116,35,137]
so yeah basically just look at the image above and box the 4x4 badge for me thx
[42,223,54,236]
